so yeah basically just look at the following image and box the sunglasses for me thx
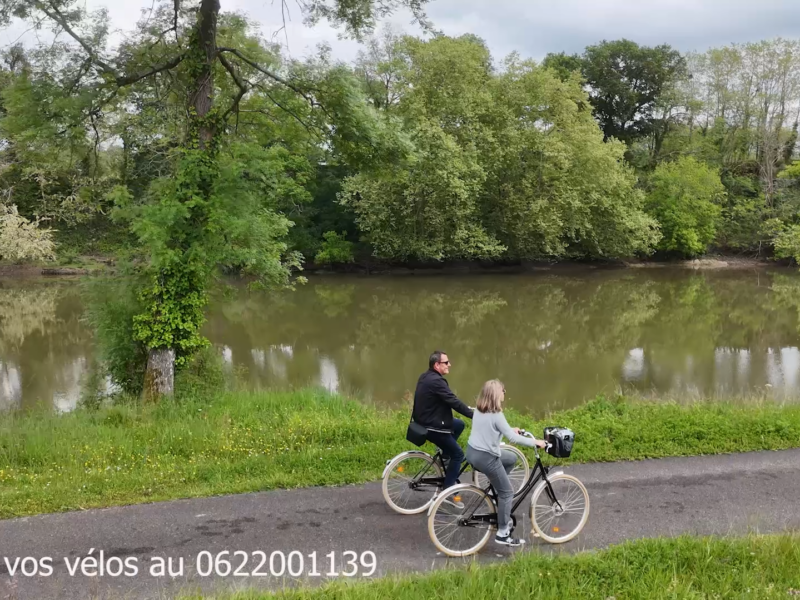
[438,361,451,365]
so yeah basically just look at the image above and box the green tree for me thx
[314,230,354,264]
[484,56,659,259]
[645,157,725,256]
[342,35,504,261]
[0,203,56,262]
[343,35,659,261]
[546,40,687,146]
[0,0,424,399]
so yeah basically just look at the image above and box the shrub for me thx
[645,157,725,257]
[314,231,355,265]
[0,203,56,262]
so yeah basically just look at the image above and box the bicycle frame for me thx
[414,450,471,487]
[466,449,560,525]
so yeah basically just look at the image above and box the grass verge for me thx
[2,390,800,518]
[184,534,800,600]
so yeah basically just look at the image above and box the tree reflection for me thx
[205,269,800,410]
[0,281,93,411]
[5,269,800,413]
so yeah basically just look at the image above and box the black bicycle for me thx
[426,429,589,556]
[382,443,531,515]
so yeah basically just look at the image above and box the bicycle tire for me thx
[530,473,590,543]
[382,451,444,515]
[427,483,495,557]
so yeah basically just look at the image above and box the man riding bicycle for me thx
[411,350,474,490]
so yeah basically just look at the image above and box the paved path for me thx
[2,449,800,599]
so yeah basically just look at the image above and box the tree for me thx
[644,157,725,257]
[0,0,424,399]
[652,39,800,254]
[541,52,582,82]
[546,40,687,146]
[343,35,504,261]
[343,35,659,261]
[314,230,354,264]
[0,203,56,261]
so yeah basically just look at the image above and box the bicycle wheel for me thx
[473,444,530,497]
[530,473,590,543]
[382,452,444,515]
[427,484,495,557]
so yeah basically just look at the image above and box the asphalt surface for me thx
[2,448,800,599]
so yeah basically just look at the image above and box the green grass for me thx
[185,534,800,600]
[2,390,800,518]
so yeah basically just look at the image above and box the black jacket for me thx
[411,369,474,432]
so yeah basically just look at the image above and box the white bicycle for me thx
[382,442,530,515]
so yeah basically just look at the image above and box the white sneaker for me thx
[495,533,525,547]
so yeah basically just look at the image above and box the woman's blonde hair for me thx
[476,379,505,413]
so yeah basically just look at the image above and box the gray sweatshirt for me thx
[467,409,537,457]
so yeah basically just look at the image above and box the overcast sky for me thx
[1,0,798,64]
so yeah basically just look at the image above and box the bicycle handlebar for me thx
[519,429,551,451]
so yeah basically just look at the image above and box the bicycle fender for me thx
[381,450,433,480]
[530,470,565,502]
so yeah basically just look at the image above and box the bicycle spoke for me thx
[532,476,589,542]
[428,488,494,556]
[383,455,443,514]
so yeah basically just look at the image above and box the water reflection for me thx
[6,269,800,412]
[203,269,800,410]
[319,356,339,393]
[0,281,93,412]
[0,360,21,410]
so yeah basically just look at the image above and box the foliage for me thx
[314,230,354,264]
[645,157,725,256]
[173,346,228,399]
[772,224,800,264]
[343,35,659,261]
[0,203,56,262]
[545,39,687,146]
[0,0,426,395]
[2,1,800,307]
[81,276,149,396]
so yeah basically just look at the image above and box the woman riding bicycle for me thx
[466,379,546,547]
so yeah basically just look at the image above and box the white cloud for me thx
[1,0,798,64]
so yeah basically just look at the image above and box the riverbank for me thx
[0,255,112,277]
[191,534,800,600]
[3,390,800,518]
[0,253,789,278]
[305,254,784,275]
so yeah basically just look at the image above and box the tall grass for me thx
[2,391,800,518]
[193,534,800,600]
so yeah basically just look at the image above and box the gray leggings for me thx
[466,445,517,535]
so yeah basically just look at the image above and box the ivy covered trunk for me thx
[138,0,221,401]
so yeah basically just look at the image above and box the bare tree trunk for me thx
[143,348,175,402]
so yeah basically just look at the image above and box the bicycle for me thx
[426,429,589,557]
[382,443,531,515]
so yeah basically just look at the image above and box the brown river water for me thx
[3,267,800,413]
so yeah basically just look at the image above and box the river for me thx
[3,267,800,413]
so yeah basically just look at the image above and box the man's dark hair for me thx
[429,350,447,370]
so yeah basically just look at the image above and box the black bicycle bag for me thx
[543,427,574,458]
[406,420,428,447]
